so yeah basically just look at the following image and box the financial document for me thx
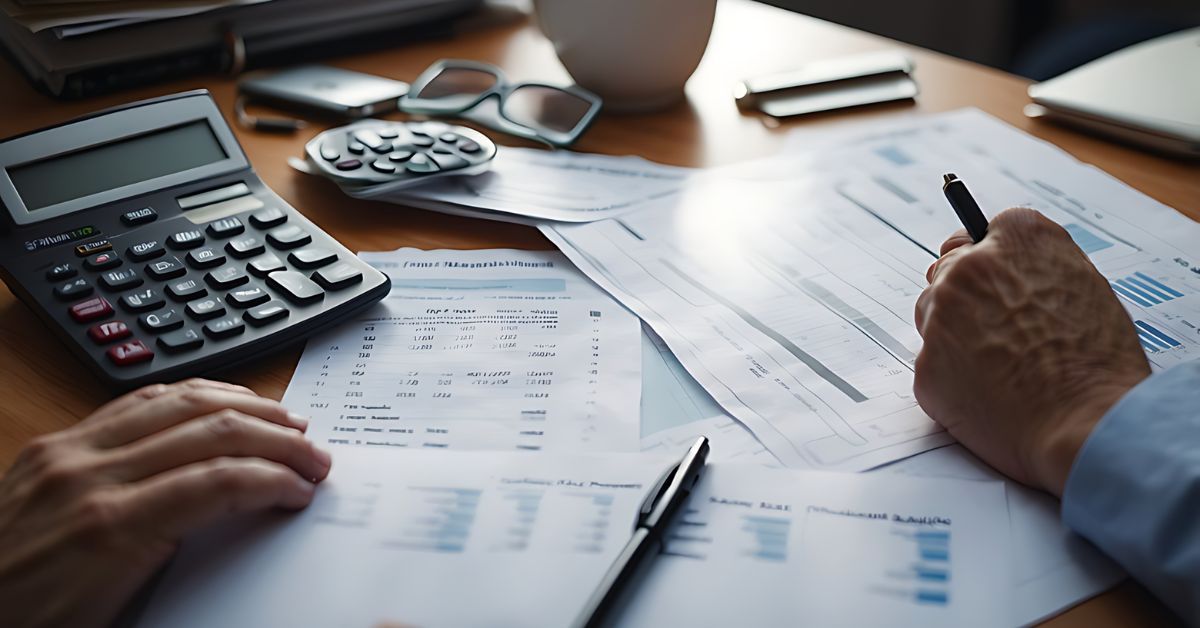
[283,249,642,452]
[615,465,1010,628]
[545,108,1200,472]
[136,450,678,628]
[880,446,1124,626]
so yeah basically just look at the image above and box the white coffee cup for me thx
[533,0,717,112]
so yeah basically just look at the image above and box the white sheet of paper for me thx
[614,465,1011,628]
[348,147,692,223]
[878,445,1125,626]
[136,449,678,628]
[283,249,642,452]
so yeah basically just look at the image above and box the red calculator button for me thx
[69,297,113,323]
[88,320,131,344]
[107,340,154,366]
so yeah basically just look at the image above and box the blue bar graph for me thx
[1112,272,1187,307]
[742,515,790,562]
[916,589,949,605]
[1135,320,1181,351]
[1064,223,1114,255]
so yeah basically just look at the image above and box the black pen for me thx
[571,436,711,628]
[942,173,989,243]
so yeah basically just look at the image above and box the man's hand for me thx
[0,379,331,628]
[914,208,1150,497]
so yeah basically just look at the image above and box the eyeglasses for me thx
[399,59,602,148]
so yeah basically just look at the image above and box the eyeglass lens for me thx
[416,67,498,99]
[502,85,594,134]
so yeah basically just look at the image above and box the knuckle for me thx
[17,433,61,466]
[133,383,170,401]
[203,410,249,440]
[73,491,125,538]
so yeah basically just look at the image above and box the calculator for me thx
[0,90,391,390]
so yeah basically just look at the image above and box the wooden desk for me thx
[0,1,1194,624]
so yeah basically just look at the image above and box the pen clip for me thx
[636,437,710,530]
[637,463,679,527]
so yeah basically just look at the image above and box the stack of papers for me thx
[1,0,269,34]
[140,108,1200,626]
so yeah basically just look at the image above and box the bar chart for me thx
[1111,272,1187,308]
[1134,320,1182,353]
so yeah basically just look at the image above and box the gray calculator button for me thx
[429,153,469,171]
[352,130,385,150]
[250,207,287,229]
[370,160,396,174]
[158,327,203,352]
[389,151,414,162]
[168,230,205,249]
[267,271,325,305]
[206,217,245,238]
[244,301,289,326]
[168,278,208,302]
[248,253,286,278]
[438,133,459,144]
[186,297,226,321]
[146,257,187,281]
[405,153,438,173]
[459,139,482,154]
[187,247,226,269]
[227,286,270,308]
[377,127,399,139]
[54,277,92,300]
[267,225,312,250]
[320,143,340,161]
[139,308,184,333]
[204,316,246,339]
[347,142,367,155]
[121,287,165,313]
[431,146,453,155]
[335,159,363,171]
[312,262,363,290]
[288,247,337,269]
[206,265,250,290]
[411,135,435,148]
[47,263,76,280]
[226,236,266,259]
[100,268,142,291]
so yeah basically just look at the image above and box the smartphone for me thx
[735,52,916,118]
[238,65,411,119]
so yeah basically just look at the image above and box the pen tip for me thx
[942,173,956,185]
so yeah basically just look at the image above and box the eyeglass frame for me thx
[398,59,603,148]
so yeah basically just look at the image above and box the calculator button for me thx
[411,135,435,148]
[139,309,184,333]
[186,297,226,320]
[168,278,207,302]
[168,230,205,249]
[335,159,363,171]
[250,207,287,229]
[312,262,364,290]
[459,139,482,154]
[206,266,250,290]
[431,146,453,155]
[158,328,203,353]
[127,240,165,261]
[187,247,226,269]
[85,251,122,271]
[75,240,111,257]
[347,142,367,155]
[405,153,438,173]
[288,247,337,269]
[389,151,414,162]
[100,268,142,291]
[54,277,93,300]
[227,286,270,308]
[121,288,165,313]
[146,257,187,281]
[244,301,289,326]
[377,127,399,139]
[438,133,459,144]
[226,235,266,259]
[88,320,131,344]
[204,316,246,339]
[320,143,340,161]
[248,253,286,277]
[107,340,154,366]
[206,217,245,238]
[69,297,113,323]
[429,153,469,171]
[370,160,396,174]
[267,271,324,305]
[46,263,76,281]
[266,225,311,250]
[178,183,251,210]
[121,207,157,226]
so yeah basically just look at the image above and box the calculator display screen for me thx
[7,120,227,212]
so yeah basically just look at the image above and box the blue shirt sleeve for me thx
[1062,361,1200,623]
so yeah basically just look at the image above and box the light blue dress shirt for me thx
[1063,361,1200,624]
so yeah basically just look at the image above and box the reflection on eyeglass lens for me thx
[502,85,593,134]
[417,67,498,99]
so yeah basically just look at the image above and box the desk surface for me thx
[0,1,1195,624]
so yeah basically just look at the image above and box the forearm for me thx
[1062,361,1200,623]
